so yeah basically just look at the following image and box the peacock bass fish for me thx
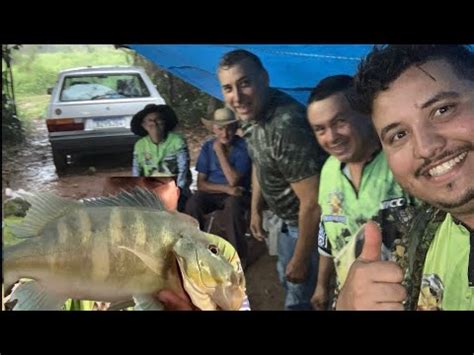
[4,188,246,310]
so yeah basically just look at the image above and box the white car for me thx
[46,65,165,173]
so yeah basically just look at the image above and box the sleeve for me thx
[276,114,328,183]
[232,140,252,177]
[132,151,140,177]
[195,140,210,174]
[317,221,333,257]
[175,141,191,191]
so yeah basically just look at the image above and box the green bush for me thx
[12,47,130,98]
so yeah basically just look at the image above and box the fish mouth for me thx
[171,255,198,308]
[172,251,217,310]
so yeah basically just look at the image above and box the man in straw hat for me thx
[185,107,252,267]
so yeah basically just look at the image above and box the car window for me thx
[59,73,151,102]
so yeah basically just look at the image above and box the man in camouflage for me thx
[217,49,328,309]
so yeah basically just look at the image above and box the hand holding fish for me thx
[154,289,197,310]
[4,188,247,311]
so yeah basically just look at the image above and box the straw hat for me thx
[201,107,238,130]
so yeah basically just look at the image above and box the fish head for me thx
[172,233,246,310]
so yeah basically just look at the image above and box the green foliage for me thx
[3,44,24,144]
[2,216,24,247]
[12,47,130,97]
[16,95,50,120]
[10,45,222,128]
[8,45,130,122]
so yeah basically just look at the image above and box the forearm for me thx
[317,255,334,289]
[251,167,264,215]
[197,180,230,194]
[215,150,241,187]
[293,200,320,263]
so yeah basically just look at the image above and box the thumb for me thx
[359,220,382,262]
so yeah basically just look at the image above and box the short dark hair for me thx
[307,75,353,105]
[218,49,265,72]
[354,45,474,115]
[131,104,179,138]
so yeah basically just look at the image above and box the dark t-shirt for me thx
[241,89,327,223]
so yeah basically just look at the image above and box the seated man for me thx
[185,107,252,267]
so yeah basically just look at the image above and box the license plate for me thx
[93,117,125,129]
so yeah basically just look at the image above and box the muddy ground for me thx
[2,119,285,310]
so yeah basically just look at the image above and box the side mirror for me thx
[47,87,53,95]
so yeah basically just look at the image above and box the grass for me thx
[11,46,132,121]
[16,95,50,120]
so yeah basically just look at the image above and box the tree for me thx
[128,49,223,127]
[2,44,24,144]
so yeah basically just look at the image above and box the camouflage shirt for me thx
[241,89,327,223]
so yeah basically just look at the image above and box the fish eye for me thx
[208,244,219,255]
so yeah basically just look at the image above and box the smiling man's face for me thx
[372,59,474,216]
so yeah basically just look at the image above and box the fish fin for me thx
[11,191,81,238]
[82,187,165,210]
[133,295,164,310]
[10,281,68,310]
[168,211,200,229]
[107,299,135,311]
[118,246,163,274]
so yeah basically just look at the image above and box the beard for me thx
[435,188,474,210]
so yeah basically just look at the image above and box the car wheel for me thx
[52,150,67,174]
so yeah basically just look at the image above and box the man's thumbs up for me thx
[336,221,406,310]
[359,221,382,262]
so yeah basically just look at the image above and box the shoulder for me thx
[322,155,340,170]
[134,136,150,149]
[321,156,340,176]
[200,138,215,153]
[233,136,248,149]
[168,131,185,142]
[270,90,306,122]
[167,132,188,148]
[373,150,391,170]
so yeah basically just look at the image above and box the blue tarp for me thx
[129,45,374,104]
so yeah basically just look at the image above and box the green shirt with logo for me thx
[318,151,415,288]
[133,132,192,194]
[417,213,474,310]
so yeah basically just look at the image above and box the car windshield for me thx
[60,73,151,102]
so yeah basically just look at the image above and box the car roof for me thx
[59,66,146,75]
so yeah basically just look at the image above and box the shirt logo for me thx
[328,191,344,215]
[417,273,444,311]
[380,197,406,210]
[324,191,347,224]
